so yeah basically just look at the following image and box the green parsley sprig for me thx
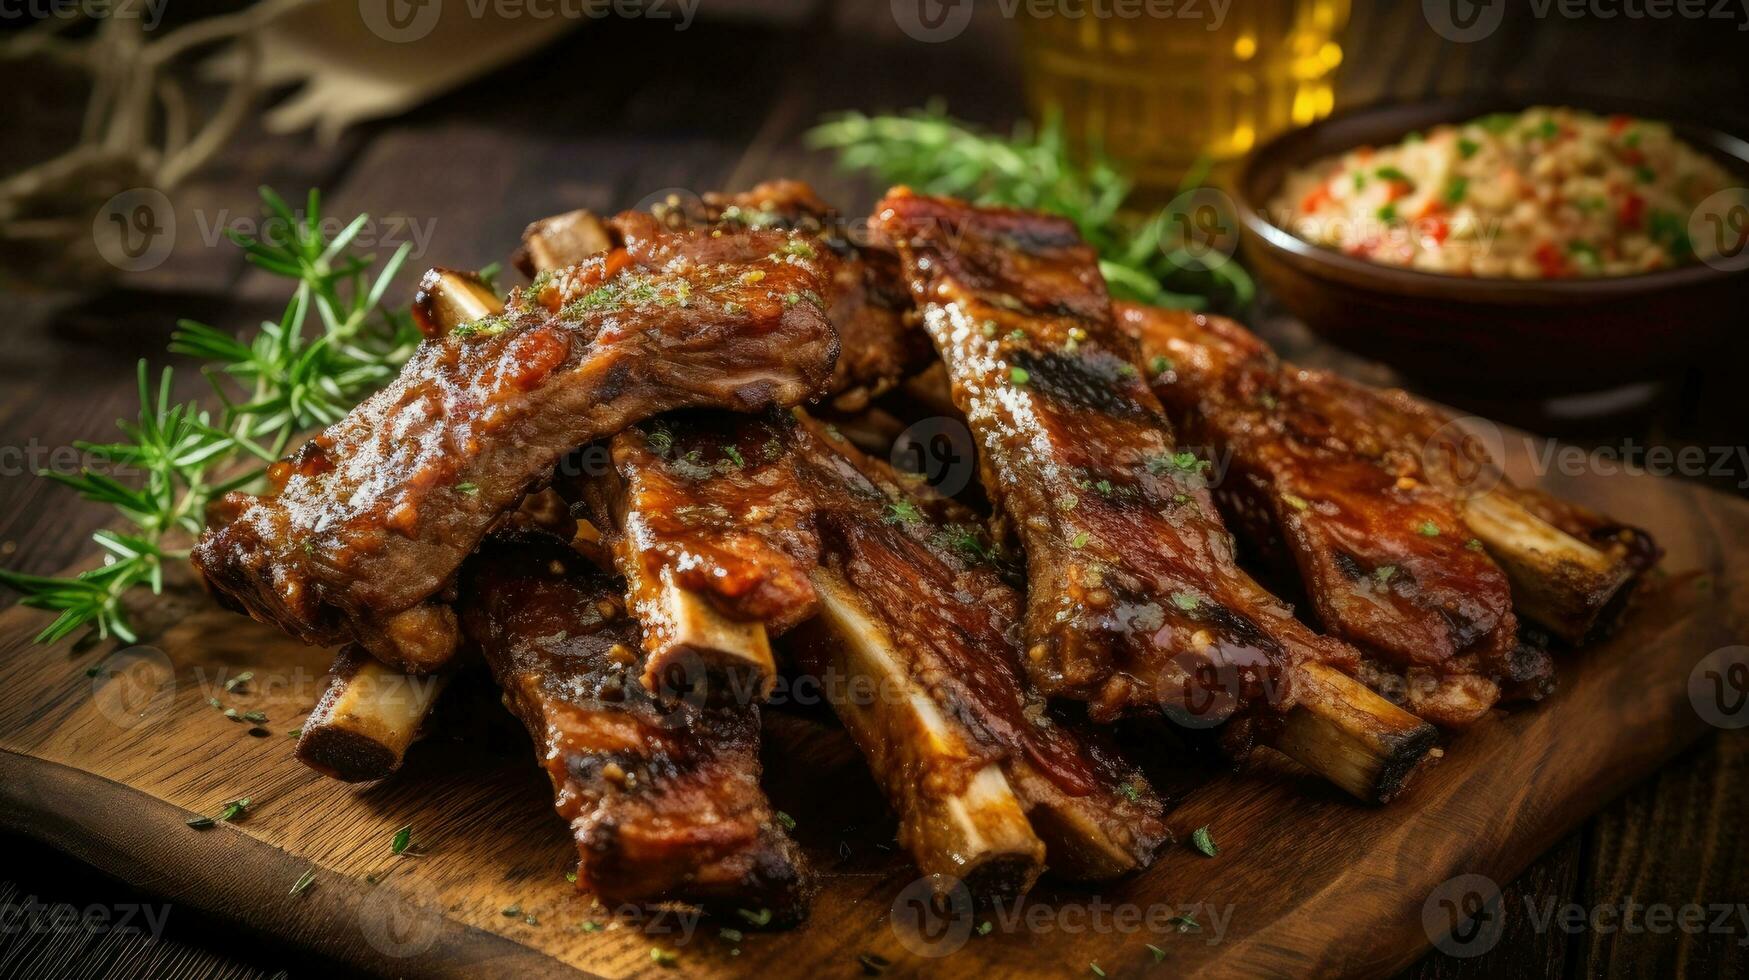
[0,188,425,648]
[807,103,1254,312]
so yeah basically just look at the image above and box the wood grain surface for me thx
[1,406,1744,978]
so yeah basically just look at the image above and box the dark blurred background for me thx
[1,2,1745,977]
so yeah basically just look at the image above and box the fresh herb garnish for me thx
[1010,366,1032,385]
[0,188,424,647]
[809,105,1253,311]
[391,824,413,855]
[1457,137,1480,160]
[289,868,316,896]
[1417,521,1442,537]
[650,948,677,966]
[1147,943,1167,962]
[737,908,773,927]
[1190,825,1218,857]
[1170,913,1202,933]
[775,810,796,831]
[1444,176,1469,206]
[884,501,923,525]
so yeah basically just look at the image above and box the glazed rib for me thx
[511,184,923,694]
[458,530,813,920]
[872,192,1341,722]
[572,410,1168,895]
[1116,303,1656,648]
[1117,303,1533,726]
[193,212,838,673]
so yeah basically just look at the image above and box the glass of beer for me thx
[1016,0,1351,192]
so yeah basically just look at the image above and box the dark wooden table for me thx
[1,3,1744,977]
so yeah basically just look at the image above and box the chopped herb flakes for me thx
[1373,565,1397,585]
[1090,963,1106,977]
[719,927,745,943]
[1118,782,1142,802]
[1170,913,1201,933]
[737,907,773,927]
[1149,354,1173,375]
[1148,943,1166,962]
[1071,531,1091,549]
[650,948,677,967]
[1170,592,1200,613]
[1190,825,1218,857]
[455,482,480,495]
[1281,492,1310,511]
[884,501,923,525]
[224,671,253,693]
[501,905,522,917]
[1010,366,1031,385]
[188,797,251,828]
[775,811,796,831]
[289,868,316,896]
[1417,521,1441,537]
[391,824,413,855]
[451,315,510,339]
[721,445,746,468]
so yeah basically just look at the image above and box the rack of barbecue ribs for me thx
[184,179,1661,925]
[458,529,814,920]
[871,189,1439,800]
[568,409,1168,899]
[193,210,839,676]
[1116,303,1659,725]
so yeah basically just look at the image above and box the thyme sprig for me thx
[0,188,423,648]
[807,103,1255,312]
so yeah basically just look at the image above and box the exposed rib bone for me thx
[295,646,449,782]
[1274,661,1439,804]
[797,569,1046,896]
[1457,490,1635,644]
[512,208,613,278]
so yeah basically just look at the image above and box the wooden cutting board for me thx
[1,432,1744,979]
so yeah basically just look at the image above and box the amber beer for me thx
[1015,0,1350,190]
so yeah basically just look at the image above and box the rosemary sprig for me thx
[807,103,1254,312]
[0,188,424,648]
